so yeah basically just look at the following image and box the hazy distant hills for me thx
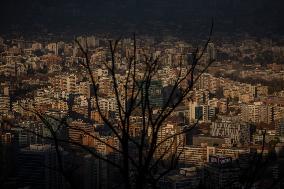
[0,0,283,38]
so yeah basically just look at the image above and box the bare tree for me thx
[70,22,214,189]
[2,22,216,189]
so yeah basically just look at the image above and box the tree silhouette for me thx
[73,23,214,188]
[3,22,216,189]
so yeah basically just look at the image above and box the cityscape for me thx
[0,1,284,189]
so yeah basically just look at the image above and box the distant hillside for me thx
[0,0,283,38]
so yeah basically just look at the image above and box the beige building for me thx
[241,102,274,124]
[52,74,77,94]
[0,95,10,114]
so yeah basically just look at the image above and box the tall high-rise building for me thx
[203,156,240,189]
[279,118,284,137]
[155,123,185,159]
[210,121,250,146]
[207,42,216,62]
[0,95,10,114]
[188,101,216,124]
[16,144,64,189]
[82,155,100,189]
[188,101,198,124]
[75,36,97,49]
[149,80,163,107]
[77,81,91,99]
[178,146,207,167]
[53,74,77,94]
[241,103,274,124]
[203,155,240,189]
[47,43,59,55]
[68,120,94,145]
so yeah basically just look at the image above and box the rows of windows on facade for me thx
[0,36,284,189]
